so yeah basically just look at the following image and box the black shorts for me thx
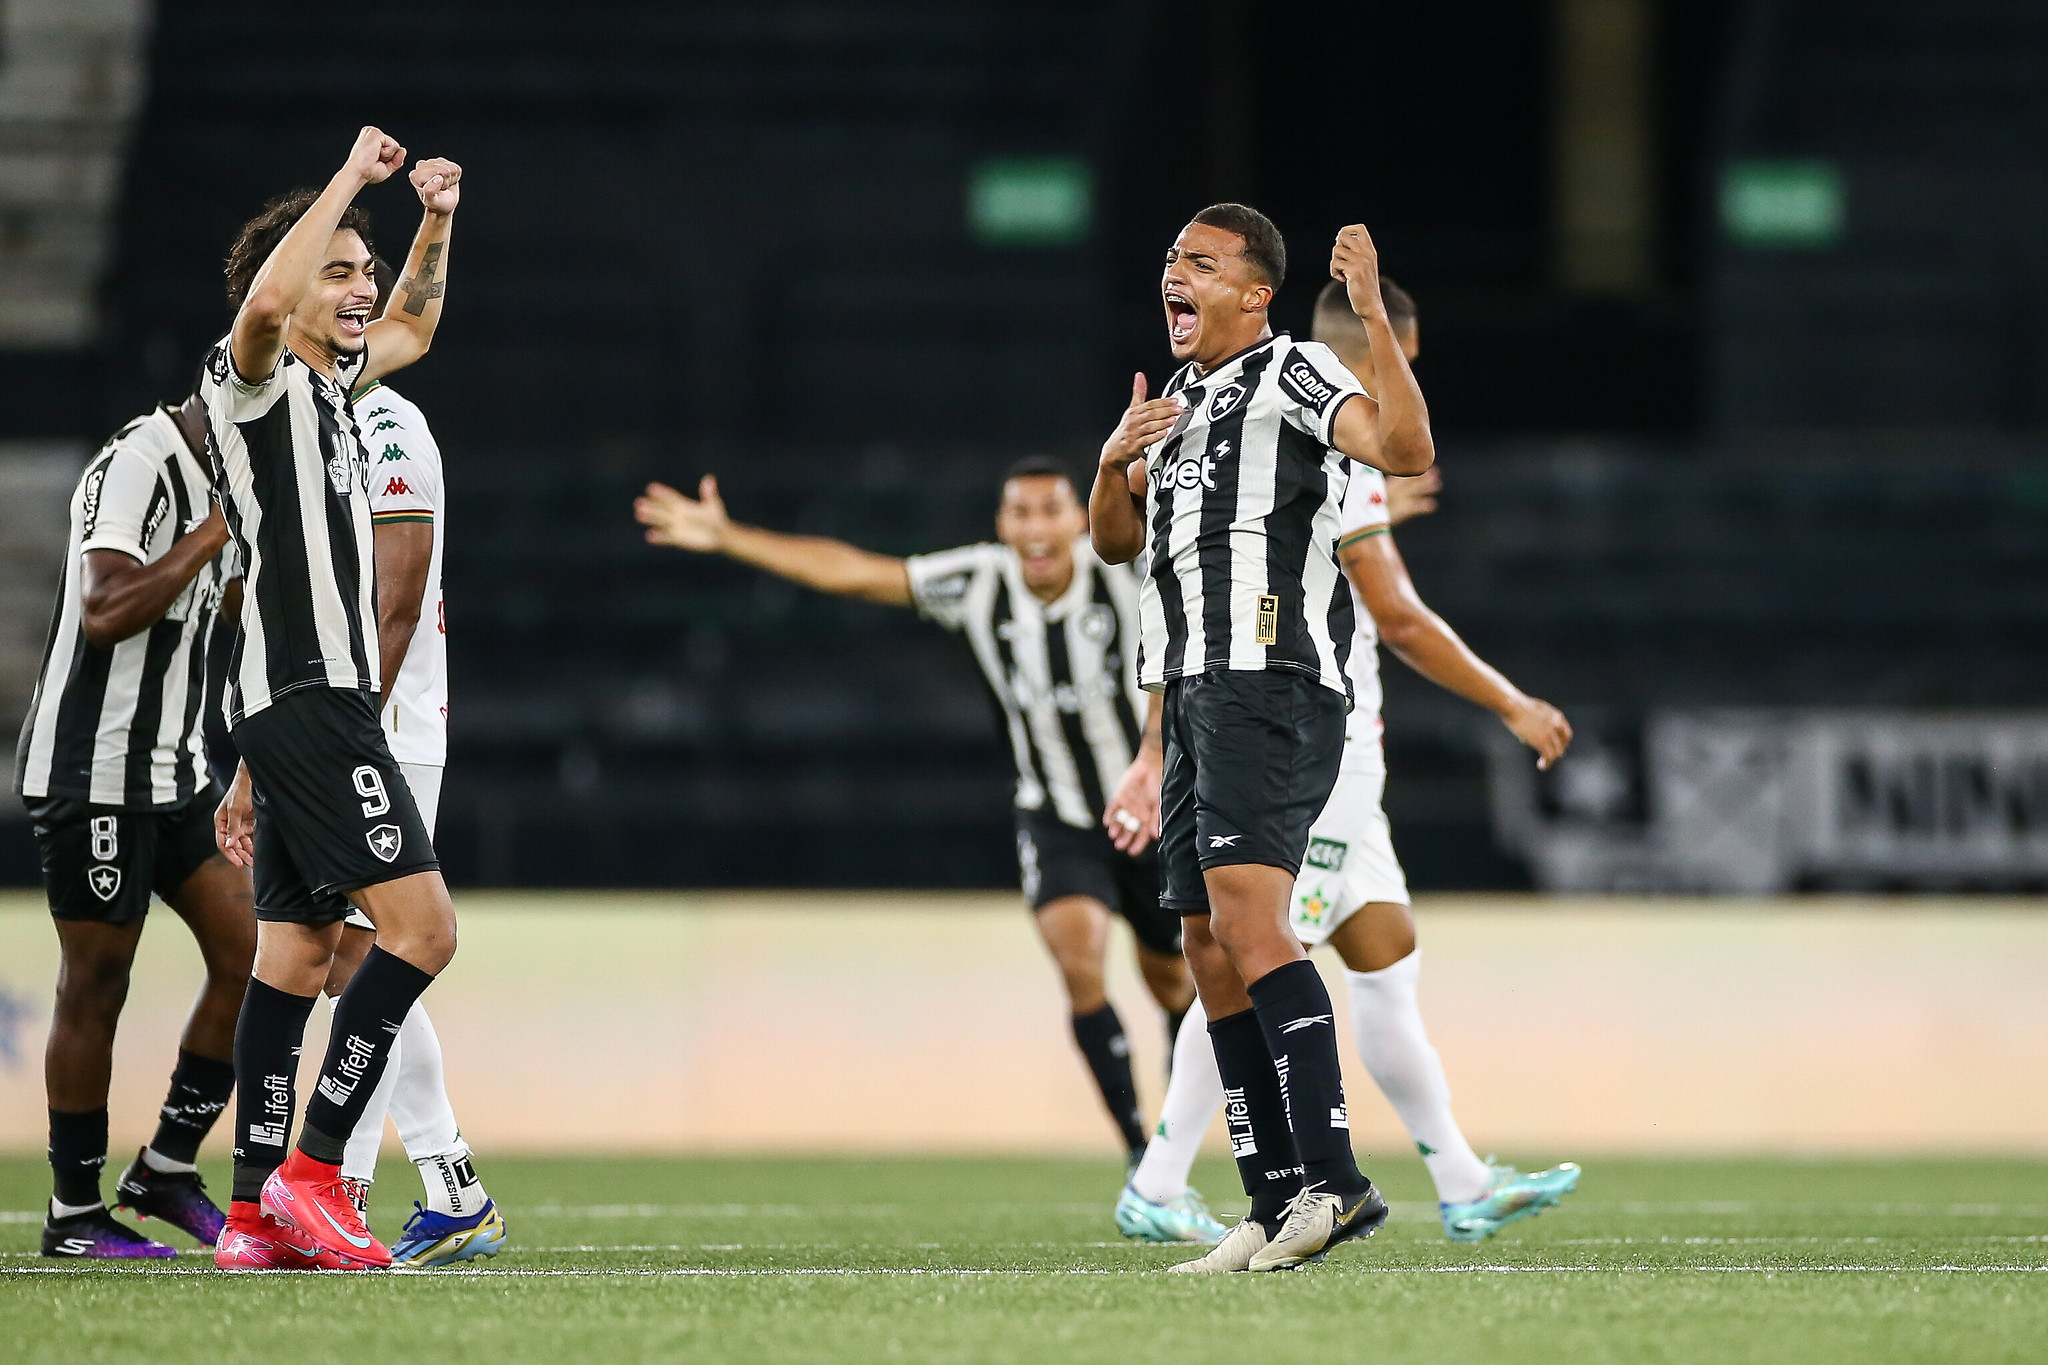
[1158,670,1346,914]
[24,787,223,925]
[1016,807,1180,956]
[234,687,438,926]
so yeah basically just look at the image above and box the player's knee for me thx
[56,954,132,1020]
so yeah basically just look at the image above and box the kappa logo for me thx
[369,419,399,434]
[383,476,412,497]
[366,824,402,862]
[87,866,122,902]
[1208,382,1247,420]
[378,443,407,462]
[1207,833,1241,848]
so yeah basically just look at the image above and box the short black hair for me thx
[1189,203,1286,290]
[224,188,375,309]
[1001,454,1077,493]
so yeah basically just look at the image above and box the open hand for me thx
[1386,468,1441,525]
[346,126,406,186]
[636,475,733,554]
[410,157,462,214]
[1102,749,1163,855]
[214,763,255,868]
[1504,695,1573,770]
[1101,372,1184,474]
[1330,224,1384,321]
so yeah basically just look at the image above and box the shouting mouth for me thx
[1164,289,1197,346]
[337,306,370,339]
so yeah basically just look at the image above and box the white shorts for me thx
[1288,734,1408,946]
[343,762,443,931]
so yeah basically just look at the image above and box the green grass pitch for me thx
[4,1154,2045,1363]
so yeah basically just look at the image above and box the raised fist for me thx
[410,157,462,215]
[346,126,406,185]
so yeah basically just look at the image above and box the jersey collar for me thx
[1171,332,1284,394]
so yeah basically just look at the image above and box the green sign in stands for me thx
[1721,160,1844,248]
[968,158,1093,246]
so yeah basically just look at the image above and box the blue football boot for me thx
[390,1199,508,1268]
[1115,1183,1226,1245]
[1441,1161,1581,1242]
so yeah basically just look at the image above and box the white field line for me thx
[5,1263,2048,1278]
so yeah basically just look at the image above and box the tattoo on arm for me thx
[398,243,446,318]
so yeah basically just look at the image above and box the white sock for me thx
[140,1147,197,1175]
[1129,996,1225,1204]
[386,1002,487,1217]
[1346,949,1491,1204]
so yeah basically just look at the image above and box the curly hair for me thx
[223,188,375,309]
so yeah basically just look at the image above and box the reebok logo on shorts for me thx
[1208,834,1242,848]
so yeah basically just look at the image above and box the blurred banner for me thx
[1492,710,2048,892]
[4,893,2047,1157]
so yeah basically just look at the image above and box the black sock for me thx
[298,946,434,1164]
[1208,1008,1304,1231]
[48,1107,109,1209]
[230,979,318,1203]
[1071,1004,1147,1155]
[1164,1007,1189,1081]
[151,1050,237,1165]
[1249,959,1368,1197]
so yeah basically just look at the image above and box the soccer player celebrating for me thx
[1091,205,1431,1272]
[635,459,1212,1221]
[15,398,250,1258]
[1122,278,1584,1244]
[205,127,464,1271]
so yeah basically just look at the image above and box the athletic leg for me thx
[46,919,143,1210]
[1036,893,1147,1157]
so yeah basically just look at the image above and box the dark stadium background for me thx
[6,0,2047,890]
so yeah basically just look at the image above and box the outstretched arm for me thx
[1327,224,1433,477]
[1092,372,1179,564]
[635,475,913,606]
[359,157,461,385]
[1345,531,1571,769]
[232,127,405,384]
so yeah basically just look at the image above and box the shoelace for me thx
[1271,1182,1333,1243]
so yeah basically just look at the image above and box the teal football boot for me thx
[1115,1183,1226,1245]
[1441,1161,1581,1242]
[390,1199,508,1268]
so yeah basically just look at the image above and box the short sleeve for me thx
[1335,468,1391,549]
[1275,340,1368,445]
[199,337,287,423]
[78,446,169,564]
[904,543,997,632]
[361,398,436,521]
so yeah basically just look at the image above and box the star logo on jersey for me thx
[1079,604,1115,643]
[87,866,122,902]
[366,824,403,863]
[1208,382,1247,420]
[1296,888,1329,927]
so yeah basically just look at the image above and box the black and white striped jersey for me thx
[14,409,233,807]
[906,539,1146,829]
[198,337,378,724]
[1136,333,1366,700]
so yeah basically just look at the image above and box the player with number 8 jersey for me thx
[203,127,465,1271]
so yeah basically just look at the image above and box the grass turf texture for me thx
[4,1155,2045,1363]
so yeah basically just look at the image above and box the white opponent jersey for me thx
[199,337,377,724]
[906,539,1146,829]
[1137,334,1366,700]
[356,382,447,766]
[15,409,232,806]
[1335,467,1393,731]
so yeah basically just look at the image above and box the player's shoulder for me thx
[88,411,179,486]
[356,382,426,430]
